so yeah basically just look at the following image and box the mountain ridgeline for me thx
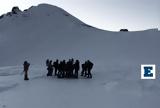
[0,3,159,67]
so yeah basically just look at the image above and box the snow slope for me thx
[0,3,160,108]
[0,4,159,67]
[0,65,160,108]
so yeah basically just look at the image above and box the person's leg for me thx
[87,69,92,78]
[24,71,29,80]
[84,70,88,77]
[54,68,57,76]
[47,68,51,76]
[76,70,78,78]
[81,69,84,76]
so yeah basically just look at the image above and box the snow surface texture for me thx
[0,3,160,108]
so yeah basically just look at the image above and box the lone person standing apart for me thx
[23,61,30,80]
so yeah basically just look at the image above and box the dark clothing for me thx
[74,60,80,78]
[23,61,30,80]
[47,61,53,76]
[74,60,80,70]
[86,61,93,78]
[65,61,70,78]
[53,60,59,76]
[61,60,66,77]
[81,61,94,78]
[81,63,87,76]
[45,59,93,79]
[46,59,49,66]
[57,61,64,78]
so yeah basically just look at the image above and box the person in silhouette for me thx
[61,60,66,78]
[70,59,74,78]
[57,61,63,78]
[86,60,94,78]
[74,60,80,78]
[46,59,49,66]
[23,61,30,80]
[65,60,70,78]
[53,59,59,76]
[47,60,53,76]
[81,61,87,77]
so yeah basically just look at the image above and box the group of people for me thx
[22,59,94,81]
[46,59,94,79]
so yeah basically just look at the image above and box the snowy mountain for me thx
[0,3,160,67]
[0,4,99,66]
[0,3,160,108]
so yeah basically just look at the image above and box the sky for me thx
[0,0,159,31]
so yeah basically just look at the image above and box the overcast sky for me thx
[0,0,159,31]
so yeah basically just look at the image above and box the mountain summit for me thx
[0,4,159,66]
[0,4,98,66]
[0,4,93,31]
